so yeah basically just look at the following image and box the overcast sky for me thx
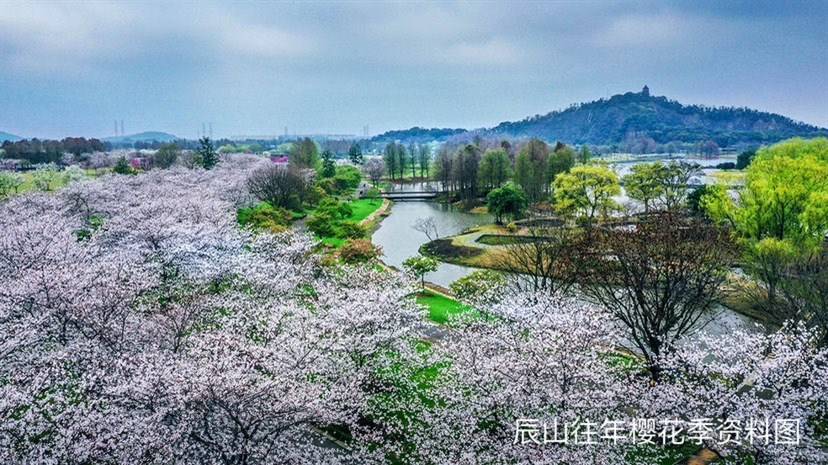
[0,0,826,139]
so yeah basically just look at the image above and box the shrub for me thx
[154,143,181,169]
[317,197,352,219]
[237,202,292,233]
[306,212,337,237]
[113,157,133,175]
[333,165,362,192]
[337,221,366,239]
[450,270,506,300]
[506,222,518,233]
[338,239,381,263]
[305,186,327,207]
[316,178,337,195]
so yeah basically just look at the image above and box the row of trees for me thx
[382,142,431,181]
[1,137,108,164]
[433,139,583,204]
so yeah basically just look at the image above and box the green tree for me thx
[623,162,665,213]
[578,145,592,164]
[453,144,481,204]
[289,137,319,170]
[479,148,511,192]
[418,144,431,178]
[321,150,336,178]
[403,255,439,290]
[408,143,418,179]
[514,138,550,202]
[548,145,575,184]
[736,148,757,169]
[703,138,828,302]
[553,164,621,225]
[113,157,133,175]
[383,143,399,181]
[0,171,23,198]
[154,143,180,169]
[198,137,219,169]
[486,182,527,224]
[348,143,363,165]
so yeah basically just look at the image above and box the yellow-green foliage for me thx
[703,137,828,254]
[553,164,621,221]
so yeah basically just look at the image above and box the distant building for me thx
[270,156,289,165]
[641,85,650,97]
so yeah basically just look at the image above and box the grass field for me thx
[346,197,383,222]
[416,290,474,324]
[315,197,384,248]
[8,168,106,197]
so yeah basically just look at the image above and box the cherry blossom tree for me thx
[0,164,424,465]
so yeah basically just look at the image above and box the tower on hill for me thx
[641,85,650,97]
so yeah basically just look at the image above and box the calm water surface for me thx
[371,201,492,287]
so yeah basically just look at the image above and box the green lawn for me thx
[346,197,383,222]
[416,290,475,324]
[313,197,384,249]
[11,168,105,197]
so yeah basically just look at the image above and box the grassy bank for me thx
[415,290,474,324]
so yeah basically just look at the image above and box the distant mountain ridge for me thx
[104,131,178,144]
[0,131,22,143]
[487,86,827,147]
[373,87,827,147]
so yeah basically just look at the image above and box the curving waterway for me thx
[371,199,761,338]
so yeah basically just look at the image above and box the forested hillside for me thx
[487,87,827,147]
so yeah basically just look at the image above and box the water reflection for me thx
[371,201,492,287]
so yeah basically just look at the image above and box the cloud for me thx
[591,13,685,47]
[0,3,140,74]
[443,38,523,66]
[216,22,316,59]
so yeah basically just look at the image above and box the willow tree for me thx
[553,164,620,226]
[703,137,828,303]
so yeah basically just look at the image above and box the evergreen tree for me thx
[198,137,219,170]
[321,150,336,178]
[113,156,132,175]
[348,143,363,165]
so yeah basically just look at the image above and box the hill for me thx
[371,127,467,144]
[485,86,827,148]
[0,131,22,143]
[104,131,178,144]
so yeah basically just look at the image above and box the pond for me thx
[371,201,492,287]
[372,199,762,337]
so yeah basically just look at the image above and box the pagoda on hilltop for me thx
[641,85,650,97]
